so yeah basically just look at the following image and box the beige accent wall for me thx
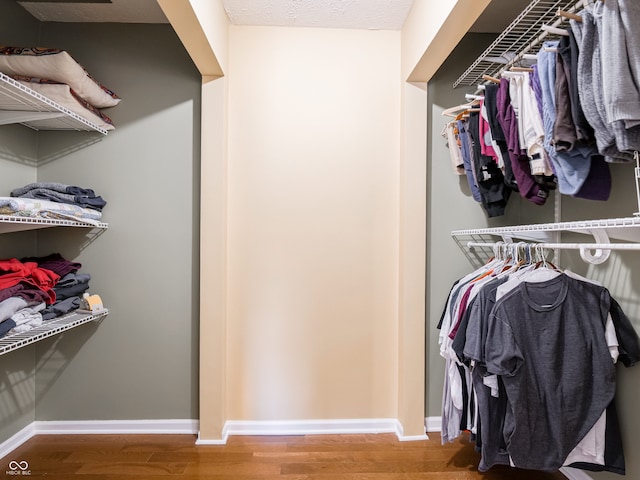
[162,0,492,441]
[226,25,401,421]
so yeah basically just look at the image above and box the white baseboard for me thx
[2,418,427,455]
[197,418,429,444]
[34,419,199,435]
[0,419,199,460]
[221,418,408,438]
[424,416,441,432]
[0,423,36,460]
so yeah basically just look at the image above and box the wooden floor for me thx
[3,431,568,479]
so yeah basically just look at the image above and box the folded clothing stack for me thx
[11,182,106,212]
[0,253,93,338]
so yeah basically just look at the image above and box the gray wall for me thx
[427,33,640,480]
[0,0,50,445]
[0,2,200,442]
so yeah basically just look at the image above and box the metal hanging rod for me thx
[466,240,640,265]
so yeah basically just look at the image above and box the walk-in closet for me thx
[0,1,638,479]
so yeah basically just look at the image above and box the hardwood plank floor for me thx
[2,431,568,479]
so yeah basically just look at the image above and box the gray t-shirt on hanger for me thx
[485,274,616,471]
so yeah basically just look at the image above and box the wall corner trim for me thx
[0,423,36,460]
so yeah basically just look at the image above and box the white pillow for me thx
[0,47,120,108]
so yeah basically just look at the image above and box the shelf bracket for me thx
[578,229,611,264]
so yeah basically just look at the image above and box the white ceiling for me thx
[15,0,530,34]
[221,0,414,30]
[17,0,415,29]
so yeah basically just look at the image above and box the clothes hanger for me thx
[557,9,582,22]
[510,66,534,73]
[541,24,570,37]
[482,74,501,84]
[441,100,479,118]
[498,242,528,275]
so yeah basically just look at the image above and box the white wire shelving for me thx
[453,0,584,88]
[0,309,108,356]
[0,72,108,134]
[0,216,108,354]
[0,214,107,234]
[452,217,640,265]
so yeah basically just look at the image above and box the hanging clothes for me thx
[467,111,511,217]
[438,250,640,475]
[600,0,640,134]
[457,119,483,203]
[442,0,640,210]
[442,121,465,176]
[486,274,616,471]
[537,40,611,200]
[573,7,636,162]
[496,78,550,205]
[483,83,518,192]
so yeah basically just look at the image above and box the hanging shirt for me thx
[485,274,616,471]
[443,121,465,175]
[496,78,548,205]
[467,112,510,217]
[483,83,518,192]
[601,0,640,131]
[457,119,483,203]
[572,9,634,162]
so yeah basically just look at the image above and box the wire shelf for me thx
[0,215,107,234]
[451,216,640,238]
[451,217,640,265]
[0,72,108,134]
[0,309,108,356]
[453,0,584,88]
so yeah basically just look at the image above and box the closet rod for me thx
[466,241,640,264]
[467,241,640,252]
